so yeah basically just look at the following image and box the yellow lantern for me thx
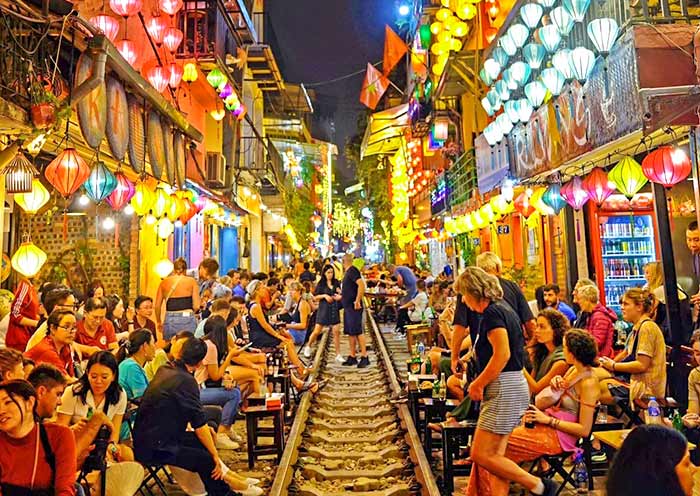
[14,178,50,214]
[156,217,174,239]
[457,3,477,19]
[432,63,446,76]
[531,187,554,215]
[430,21,443,35]
[167,193,186,221]
[436,7,452,21]
[490,194,514,215]
[152,186,171,218]
[440,0,450,6]
[154,258,174,278]
[131,182,156,216]
[431,42,448,56]
[455,215,468,233]
[482,204,498,223]
[449,38,463,51]
[444,15,459,31]
[465,213,476,231]
[473,210,488,229]
[182,62,198,83]
[437,31,452,43]
[453,21,469,37]
[11,238,46,278]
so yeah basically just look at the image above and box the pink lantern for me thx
[168,62,183,88]
[162,27,183,53]
[105,172,135,210]
[145,16,168,44]
[160,0,183,15]
[561,177,589,210]
[109,0,142,17]
[641,145,692,188]
[116,39,139,67]
[146,65,170,93]
[89,15,119,42]
[582,167,615,206]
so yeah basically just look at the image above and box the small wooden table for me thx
[595,428,696,451]
[242,403,285,468]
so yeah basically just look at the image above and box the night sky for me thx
[267,0,395,185]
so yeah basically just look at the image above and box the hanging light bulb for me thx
[145,214,157,225]
[89,15,120,42]
[145,64,170,93]
[11,236,46,278]
[102,216,116,230]
[520,3,543,28]
[540,67,566,96]
[522,43,546,69]
[78,193,90,206]
[552,49,575,80]
[159,0,183,15]
[538,25,562,53]
[116,39,139,67]
[14,179,50,214]
[509,61,531,87]
[154,258,174,278]
[123,204,135,215]
[1,150,38,193]
[563,0,591,22]
[162,27,183,52]
[507,24,530,48]
[145,16,167,44]
[182,62,198,83]
[550,6,575,36]
[587,18,620,56]
[524,81,547,109]
[569,47,596,83]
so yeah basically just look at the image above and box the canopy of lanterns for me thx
[479,0,621,145]
[427,0,480,77]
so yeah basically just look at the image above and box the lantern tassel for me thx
[62,209,68,242]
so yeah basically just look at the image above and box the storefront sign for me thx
[105,77,129,161]
[555,82,590,162]
[475,134,510,193]
[75,53,107,150]
[430,172,449,216]
[511,104,556,179]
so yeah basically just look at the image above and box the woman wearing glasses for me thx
[24,309,78,378]
[75,297,118,356]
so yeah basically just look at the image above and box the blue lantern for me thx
[492,47,509,68]
[507,24,530,48]
[523,43,546,69]
[552,49,575,80]
[481,96,495,116]
[479,68,494,86]
[538,25,562,53]
[500,36,518,56]
[563,0,591,22]
[524,81,547,109]
[542,184,567,214]
[486,88,502,111]
[504,101,520,124]
[520,3,543,28]
[516,98,533,123]
[587,18,619,55]
[495,80,511,101]
[570,47,596,82]
[537,0,557,8]
[84,161,117,203]
[503,68,518,90]
[509,61,532,87]
[550,7,575,36]
[540,68,566,96]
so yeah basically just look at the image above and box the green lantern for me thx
[608,156,648,199]
[419,24,431,50]
[206,68,226,90]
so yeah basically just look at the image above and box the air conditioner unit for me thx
[205,153,226,188]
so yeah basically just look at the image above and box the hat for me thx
[246,279,262,296]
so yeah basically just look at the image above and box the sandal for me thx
[428,418,462,433]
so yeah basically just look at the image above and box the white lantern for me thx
[481,96,495,116]
[503,68,518,90]
[524,81,547,108]
[502,178,515,202]
[479,68,494,85]
[587,18,619,55]
[563,0,591,22]
[495,80,511,100]
[520,3,543,28]
[510,61,532,87]
[500,36,518,56]
[484,58,501,80]
[569,46,596,82]
[484,122,504,146]
[540,67,566,96]
[538,25,562,53]
[507,24,530,48]
[496,113,514,135]
[550,6,575,36]
[523,43,546,69]
[516,98,534,123]
[553,49,575,80]
[487,88,502,111]
[504,100,520,124]
[492,46,509,67]
[154,258,174,278]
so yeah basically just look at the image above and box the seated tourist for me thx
[284,281,312,345]
[143,331,193,381]
[0,347,25,381]
[117,329,157,439]
[75,297,118,356]
[195,298,231,338]
[0,380,77,495]
[28,363,69,419]
[26,288,76,352]
[105,294,129,342]
[133,337,262,496]
[25,309,78,378]
[468,329,600,495]
[524,309,570,395]
[682,331,700,462]
[576,284,616,358]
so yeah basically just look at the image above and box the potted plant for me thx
[29,81,70,130]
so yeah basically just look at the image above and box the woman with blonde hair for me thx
[644,261,692,344]
[155,257,200,341]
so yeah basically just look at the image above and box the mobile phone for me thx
[240,342,254,351]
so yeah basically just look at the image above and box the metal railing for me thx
[448,149,477,209]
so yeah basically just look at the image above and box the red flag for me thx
[383,25,408,76]
[359,63,389,110]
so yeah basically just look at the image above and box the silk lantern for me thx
[179,198,197,224]
[641,145,691,188]
[145,65,169,93]
[106,172,135,210]
[542,183,567,214]
[145,16,167,44]
[156,217,174,239]
[159,0,182,15]
[89,15,120,42]
[1,150,38,193]
[84,161,118,203]
[550,7,575,36]
[563,0,591,22]
[582,167,614,206]
[11,237,47,278]
[152,186,171,218]
[166,193,186,221]
[116,39,139,67]
[45,148,91,200]
[587,18,619,56]
[531,187,554,215]
[162,27,183,53]
[206,68,226,89]
[514,191,536,218]
[168,62,184,88]
[109,0,142,17]
[14,179,50,214]
[608,156,647,199]
[130,181,156,216]
[182,63,198,83]
[561,176,589,210]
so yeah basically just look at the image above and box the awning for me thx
[360,103,410,159]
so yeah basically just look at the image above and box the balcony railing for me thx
[448,149,477,209]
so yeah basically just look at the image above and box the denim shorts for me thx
[163,311,198,341]
[289,329,307,345]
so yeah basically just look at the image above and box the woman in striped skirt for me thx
[457,267,558,496]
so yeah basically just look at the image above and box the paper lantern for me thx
[563,0,591,22]
[145,65,169,93]
[159,0,182,15]
[490,194,515,215]
[607,156,647,199]
[430,21,443,35]
[501,179,515,202]
[504,100,520,124]
[182,63,198,83]
[14,179,50,214]
[531,187,554,215]
[11,239,46,278]
[542,184,567,214]
[538,25,561,53]
[582,167,615,206]
[481,204,499,223]
[179,198,197,224]
[154,258,174,278]
[145,16,167,44]
[496,113,514,135]
[115,39,139,67]
[550,7,575,36]
[168,62,183,88]
[1,150,38,193]
[524,80,547,109]
[152,187,171,218]
[483,122,504,146]
[495,80,510,101]
[481,97,495,116]
[520,3,544,28]
[89,15,120,42]
[502,68,518,90]
[479,68,494,86]
[561,177,589,210]
[453,22,469,37]
[540,68,566,96]
[210,109,226,121]
[156,217,174,239]
[516,98,533,123]
[587,18,619,55]
[162,27,183,53]
[514,191,536,218]
[130,182,156,216]
[109,0,141,17]
[507,24,530,48]
[166,193,186,221]
[45,148,90,198]
[552,49,575,80]
[492,47,509,68]
[483,58,501,80]
[433,118,449,141]
[106,172,135,210]
[500,36,518,56]
[474,210,488,228]
[486,89,501,110]
[218,83,233,99]
[206,68,226,89]
[523,43,546,69]
[84,161,118,203]
[641,145,692,187]
[509,61,531,87]
[569,47,596,83]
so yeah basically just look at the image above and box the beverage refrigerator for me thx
[586,194,659,314]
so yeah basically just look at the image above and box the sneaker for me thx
[303,346,312,358]
[245,478,261,485]
[334,354,345,364]
[227,430,244,443]
[216,433,239,450]
[590,449,607,463]
[238,485,264,496]
[541,478,559,496]
[342,356,358,366]
[357,356,370,368]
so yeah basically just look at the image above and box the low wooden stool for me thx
[441,421,478,494]
[242,403,285,468]
[420,397,459,460]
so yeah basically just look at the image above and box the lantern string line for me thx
[303,60,383,87]
[51,12,75,86]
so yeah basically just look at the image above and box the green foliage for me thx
[503,263,543,300]
[283,185,314,247]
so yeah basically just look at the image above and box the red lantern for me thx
[45,148,90,198]
[106,172,135,210]
[89,15,119,42]
[145,16,168,44]
[145,65,170,93]
[109,0,142,17]
[641,145,691,188]
[162,27,183,53]
[514,191,535,218]
[116,39,139,67]
[582,167,615,206]
[168,62,183,88]
[160,0,183,15]
[561,177,589,210]
[179,199,197,224]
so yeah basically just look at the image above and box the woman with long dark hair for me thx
[304,265,342,361]
[105,294,129,341]
[525,309,570,395]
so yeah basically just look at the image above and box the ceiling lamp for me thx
[516,98,534,123]
[130,181,156,216]
[182,62,198,83]
[563,0,591,21]
[582,167,615,206]
[537,0,557,7]
[500,36,518,56]
[1,150,38,193]
[550,7,575,36]
[523,43,546,69]
[492,47,509,68]
[507,24,530,48]
[496,113,514,135]
[115,39,139,67]
[509,61,531,87]
[105,171,135,210]
[552,49,575,80]
[641,145,692,187]
[483,58,501,80]
[11,236,46,278]
[520,3,544,28]
[168,62,183,88]
[504,101,520,124]
[608,156,648,199]
[561,176,589,210]
[160,0,183,14]
[481,96,495,116]
[156,217,174,239]
[538,25,562,53]
[524,80,547,108]
[495,80,511,100]
[109,0,142,17]
[542,183,567,214]
[206,68,226,89]
[502,68,518,90]
[162,27,183,52]
[84,161,118,203]
[479,68,494,86]
[569,47,596,82]
[587,18,620,56]
[44,148,90,199]
[89,15,119,42]
[146,64,170,93]
[514,191,536,218]
[14,179,50,214]
[145,16,167,44]
[540,67,566,96]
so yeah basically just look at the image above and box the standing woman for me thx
[6,276,40,351]
[458,267,556,496]
[155,258,200,341]
[304,265,342,360]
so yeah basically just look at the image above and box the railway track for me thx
[269,308,440,496]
